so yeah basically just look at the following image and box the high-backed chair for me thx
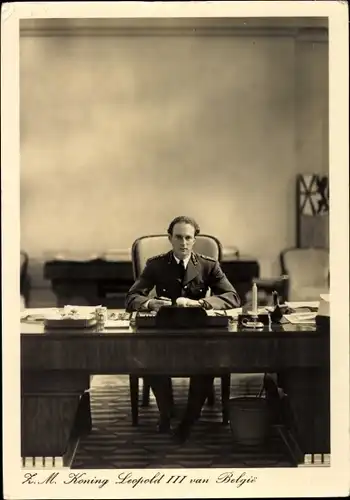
[280,247,329,302]
[20,251,31,308]
[129,234,231,426]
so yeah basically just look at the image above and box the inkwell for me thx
[270,291,283,324]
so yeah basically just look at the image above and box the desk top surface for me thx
[20,308,323,339]
[20,309,329,373]
[21,322,319,336]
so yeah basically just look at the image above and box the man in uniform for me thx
[126,216,240,442]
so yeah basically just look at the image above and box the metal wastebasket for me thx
[228,396,270,446]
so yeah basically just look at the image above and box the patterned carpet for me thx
[72,375,294,468]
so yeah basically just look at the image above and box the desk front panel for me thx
[21,326,330,458]
[21,329,329,374]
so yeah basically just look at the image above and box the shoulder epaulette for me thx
[198,253,217,262]
[147,253,166,262]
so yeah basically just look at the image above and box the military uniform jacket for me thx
[125,251,241,312]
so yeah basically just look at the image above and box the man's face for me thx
[169,222,196,259]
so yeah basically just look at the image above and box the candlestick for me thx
[252,282,258,316]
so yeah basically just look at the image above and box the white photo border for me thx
[2,2,349,498]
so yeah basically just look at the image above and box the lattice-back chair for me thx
[280,247,329,301]
[129,234,231,426]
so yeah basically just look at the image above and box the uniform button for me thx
[184,286,187,289]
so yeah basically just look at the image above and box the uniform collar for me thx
[173,253,191,269]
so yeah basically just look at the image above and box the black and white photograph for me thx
[2,1,349,499]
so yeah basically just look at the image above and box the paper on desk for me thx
[104,320,130,329]
[22,306,97,315]
[285,301,320,310]
[284,312,317,325]
[21,306,97,321]
[21,307,58,319]
[208,308,242,319]
[220,307,271,317]
[64,305,98,314]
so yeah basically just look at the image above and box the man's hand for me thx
[176,297,201,308]
[148,297,172,312]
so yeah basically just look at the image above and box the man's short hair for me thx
[167,216,200,236]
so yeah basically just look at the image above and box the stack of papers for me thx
[209,308,273,320]
[21,306,98,325]
[21,308,58,322]
[104,319,130,329]
[208,308,242,319]
[209,306,318,325]
[285,301,320,310]
[21,306,98,319]
[283,300,321,324]
[283,312,317,325]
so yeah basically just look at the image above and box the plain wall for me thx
[20,29,328,277]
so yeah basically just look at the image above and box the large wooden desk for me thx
[43,256,260,306]
[21,319,330,463]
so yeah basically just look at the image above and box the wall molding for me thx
[20,19,328,41]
